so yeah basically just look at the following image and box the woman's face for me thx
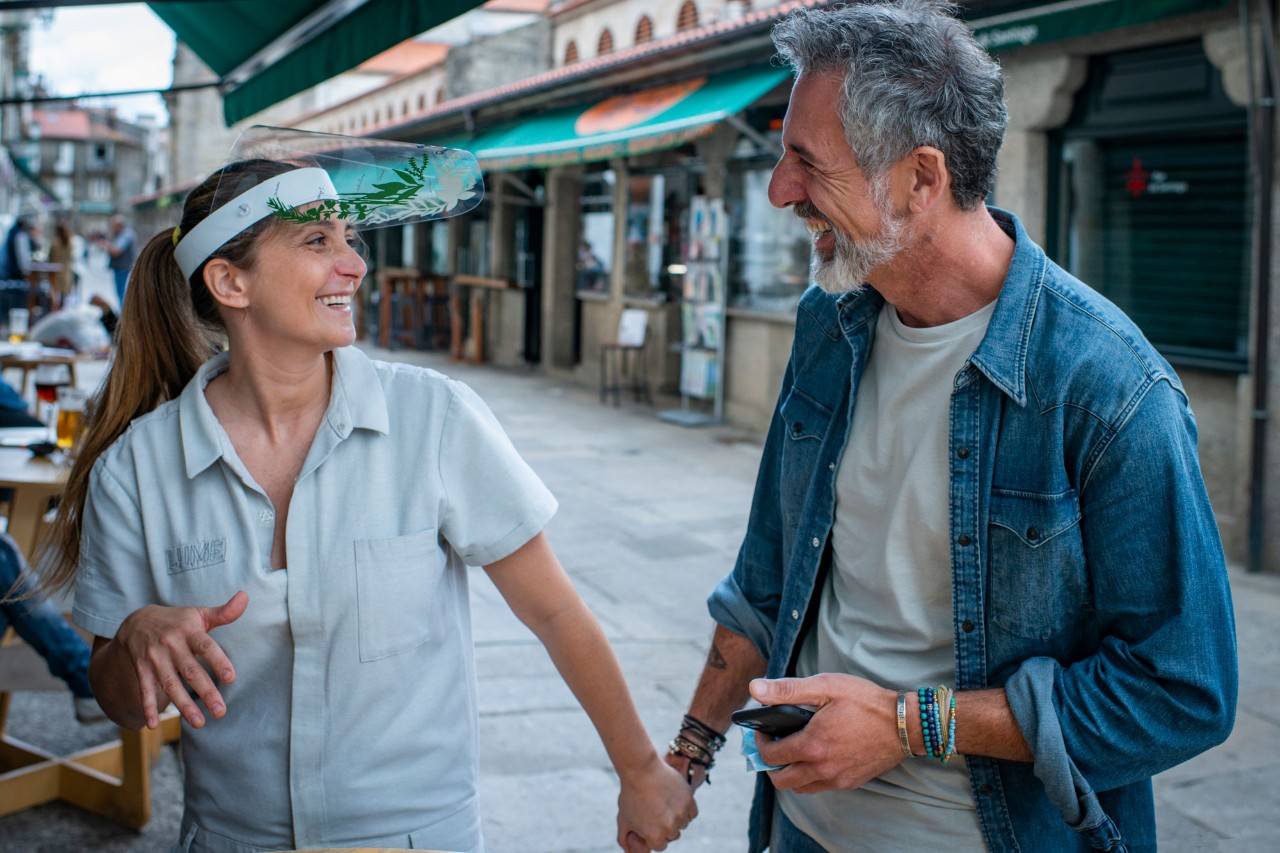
[234,217,367,353]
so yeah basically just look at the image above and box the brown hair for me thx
[34,159,295,597]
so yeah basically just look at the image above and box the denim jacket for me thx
[708,209,1237,852]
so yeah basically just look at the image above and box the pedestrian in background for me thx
[93,214,136,309]
[48,218,76,311]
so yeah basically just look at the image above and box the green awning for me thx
[970,0,1231,52]
[149,1,483,126]
[4,149,58,206]
[456,65,791,171]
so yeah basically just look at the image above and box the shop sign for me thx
[1125,158,1190,198]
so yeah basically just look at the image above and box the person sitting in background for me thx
[0,532,102,724]
[0,377,42,429]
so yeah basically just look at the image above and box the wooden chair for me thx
[600,309,653,406]
[376,267,427,350]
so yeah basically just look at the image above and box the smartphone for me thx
[731,704,814,737]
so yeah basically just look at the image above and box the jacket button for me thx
[811,537,821,548]
[957,447,970,459]
[1026,527,1040,541]
[962,620,975,633]
[828,462,836,472]
[792,422,804,434]
[957,534,972,546]
[791,609,800,620]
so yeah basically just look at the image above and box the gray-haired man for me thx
[659,3,1236,852]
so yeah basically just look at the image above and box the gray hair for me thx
[772,1,1007,210]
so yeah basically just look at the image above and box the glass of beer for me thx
[56,387,88,454]
[34,364,71,423]
[7,308,28,344]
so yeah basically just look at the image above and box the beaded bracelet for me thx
[915,685,959,763]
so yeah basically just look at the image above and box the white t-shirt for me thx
[777,299,996,852]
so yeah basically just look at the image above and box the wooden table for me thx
[0,347,86,410]
[0,444,181,829]
[0,445,67,557]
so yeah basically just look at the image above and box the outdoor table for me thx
[0,443,67,557]
[0,344,87,408]
[0,440,180,828]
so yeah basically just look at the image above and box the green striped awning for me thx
[149,1,483,126]
[970,0,1232,52]
[454,65,791,171]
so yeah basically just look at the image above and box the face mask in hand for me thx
[741,728,786,772]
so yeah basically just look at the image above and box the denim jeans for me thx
[0,533,93,698]
[112,267,129,308]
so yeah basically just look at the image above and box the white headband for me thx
[174,167,339,280]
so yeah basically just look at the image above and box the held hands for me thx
[751,673,905,794]
[616,753,698,852]
[114,591,248,729]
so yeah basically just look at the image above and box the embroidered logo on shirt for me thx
[166,537,227,575]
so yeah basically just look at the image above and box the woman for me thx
[47,219,76,310]
[40,151,693,852]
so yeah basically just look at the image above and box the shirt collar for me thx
[835,206,1043,408]
[178,346,389,480]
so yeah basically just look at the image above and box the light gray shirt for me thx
[778,301,995,851]
[73,346,557,852]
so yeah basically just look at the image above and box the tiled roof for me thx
[355,40,448,75]
[340,0,823,136]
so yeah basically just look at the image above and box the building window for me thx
[52,176,73,205]
[435,86,446,105]
[577,169,615,293]
[677,1,699,32]
[597,28,614,56]
[564,39,579,65]
[88,176,112,202]
[624,170,692,299]
[54,141,74,175]
[727,160,811,314]
[635,15,654,45]
[401,100,409,117]
[418,93,426,111]
[457,205,491,278]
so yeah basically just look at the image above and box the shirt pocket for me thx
[354,528,446,663]
[987,488,1087,641]
[778,388,833,521]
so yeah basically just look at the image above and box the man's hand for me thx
[752,673,905,794]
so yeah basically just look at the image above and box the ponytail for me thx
[35,158,294,598]
[39,231,220,595]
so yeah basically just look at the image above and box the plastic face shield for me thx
[174,125,483,280]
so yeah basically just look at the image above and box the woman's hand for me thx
[616,752,698,852]
[114,591,247,729]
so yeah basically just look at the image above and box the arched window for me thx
[401,100,409,117]
[634,15,653,45]
[435,86,446,105]
[418,93,426,111]
[597,28,614,56]
[676,1,699,32]
[564,39,579,65]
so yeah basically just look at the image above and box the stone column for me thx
[995,53,1086,245]
[541,165,583,374]
[1206,22,1280,569]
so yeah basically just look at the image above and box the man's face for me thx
[768,72,905,293]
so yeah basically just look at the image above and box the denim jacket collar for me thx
[834,207,1042,408]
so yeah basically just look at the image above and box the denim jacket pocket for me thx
[779,388,834,521]
[988,488,1087,640]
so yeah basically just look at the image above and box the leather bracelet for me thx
[667,735,714,785]
[896,690,913,757]
[681,714,726,751]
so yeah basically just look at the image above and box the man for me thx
[95,214,136,308]
[661,3,1237,852]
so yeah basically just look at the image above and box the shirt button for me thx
[962,619,975,633]
[1026,527,1040,541]
[811,537,821,548]
[957,534,972,546]
[258,510,274,524]
[791,610,800,620]
[957,447,970,459]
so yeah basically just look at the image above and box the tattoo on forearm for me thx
[708,643,728,670]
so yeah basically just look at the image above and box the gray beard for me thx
[811,212,905,295]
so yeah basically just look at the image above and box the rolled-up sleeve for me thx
[73,457,154,639]
[707,362,794,661]
[1005,377,1237,827]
